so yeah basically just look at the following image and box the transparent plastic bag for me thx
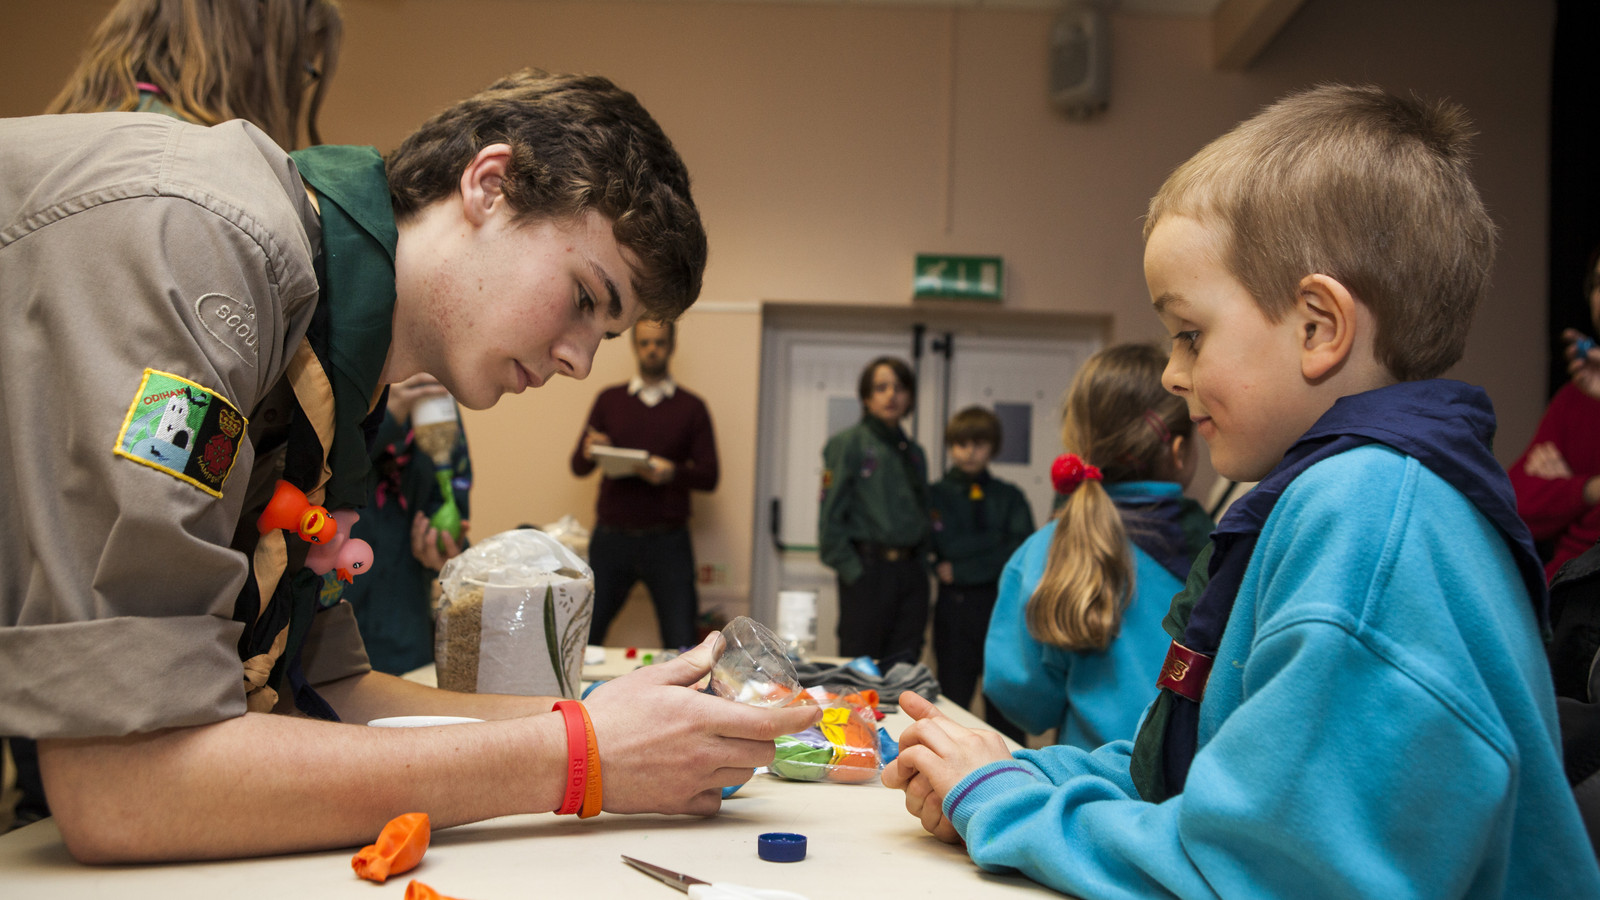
[770,688,886,784]
[434,529,593,698]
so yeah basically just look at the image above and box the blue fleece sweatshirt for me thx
[945,447,1600,899]
[983,481,1187,749]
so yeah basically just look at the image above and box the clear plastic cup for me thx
[707,616,805,708]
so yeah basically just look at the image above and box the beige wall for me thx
[0,0,1555,616]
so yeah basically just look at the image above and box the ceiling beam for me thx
[1211,0,1307,71]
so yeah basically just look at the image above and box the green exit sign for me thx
[913,254,1004,301]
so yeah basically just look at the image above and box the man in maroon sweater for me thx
[571,320,719,648]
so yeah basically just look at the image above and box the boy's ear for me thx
[1295,273,1359,381]
[457,142,514,227]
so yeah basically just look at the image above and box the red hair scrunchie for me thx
[1051,453,1102,495]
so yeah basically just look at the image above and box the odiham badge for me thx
[114,369,246,497]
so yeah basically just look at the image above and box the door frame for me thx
[749,301,1109,637]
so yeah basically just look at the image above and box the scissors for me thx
[621,855,811,900]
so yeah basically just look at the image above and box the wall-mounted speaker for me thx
[1050,1,1111,120]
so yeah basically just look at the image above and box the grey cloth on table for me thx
[791,660,941,702]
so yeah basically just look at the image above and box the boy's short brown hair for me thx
[386,69,707,321]
[945,406,1002,453]
[1144,83,1496,381]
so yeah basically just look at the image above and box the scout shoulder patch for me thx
[114,369,247,497]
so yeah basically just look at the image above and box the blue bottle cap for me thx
[758,832,807,862]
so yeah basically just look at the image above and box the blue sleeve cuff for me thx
[945,757,1044,836]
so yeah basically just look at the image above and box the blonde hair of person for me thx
[47,0,343,149]
[1026,343,1191,652]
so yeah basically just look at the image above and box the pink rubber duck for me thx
[304,509,374,583]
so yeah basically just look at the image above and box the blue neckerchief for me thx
[1108,481,1192,580]
[1133,379,1548,801]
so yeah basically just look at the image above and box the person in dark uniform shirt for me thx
[929,406,1034,737]
[818,357,931,667]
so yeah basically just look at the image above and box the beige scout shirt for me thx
[0,113,369,739]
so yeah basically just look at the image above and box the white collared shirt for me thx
[628,375,677,408]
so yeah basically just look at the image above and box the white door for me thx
[750,309,1103,654]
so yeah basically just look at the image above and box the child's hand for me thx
[934,561,954,584]
[1564,329,1600,401]
[881,691,1012,844]
[387,374,450,425]
[411,512,468,570]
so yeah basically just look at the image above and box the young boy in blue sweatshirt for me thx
[882,84,1600,898]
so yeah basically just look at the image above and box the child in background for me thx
[819,357,932,668]
[929,406,1035,737]
[47,0,342,150]
[882,84,1600,897]
[343,373,472,675]
[983,343,1203,751]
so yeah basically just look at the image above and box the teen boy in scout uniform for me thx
[0,70,820,863]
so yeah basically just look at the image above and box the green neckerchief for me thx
[286,145,397,510]
[1128,540,1213,800]
[862,415,927,513]
[940,467,991,529]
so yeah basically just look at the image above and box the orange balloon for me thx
[352,812,430,884]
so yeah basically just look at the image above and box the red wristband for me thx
[575,702,603,818]
[553,700,587,815]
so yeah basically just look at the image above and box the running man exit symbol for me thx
[913,254,1004,301]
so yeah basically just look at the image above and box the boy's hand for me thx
[411,512,469,570]
[584,634,823,816]
[880,691,1012,844]
[1564,328,1600,400]
[387,373,450,425]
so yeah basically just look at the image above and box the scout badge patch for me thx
[114,369,245,497]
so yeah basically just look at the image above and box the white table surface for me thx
[2,652,1065,899]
